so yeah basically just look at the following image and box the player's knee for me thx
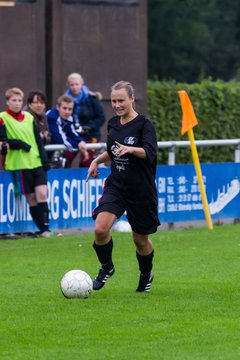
[26,193,37,206]
[133,234,150,250]
[37,194,47,203]
[135,240,146,252]
[94,223,108,239]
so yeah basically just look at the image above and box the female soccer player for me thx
[86,81,160,292]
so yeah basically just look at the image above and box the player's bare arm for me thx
[86,151,110,182]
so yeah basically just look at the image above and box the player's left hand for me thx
[115,141,132,157]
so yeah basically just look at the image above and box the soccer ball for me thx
[60,269,93,299]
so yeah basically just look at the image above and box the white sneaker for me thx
[40,231,56,238]
[40,230,63,238]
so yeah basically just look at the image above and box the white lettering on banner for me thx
[191,184,200,192]
[158,198,165,213]
[95,178,104,204]
[193,175,206,184]
[0,176,107,225]
[167,186,174,194]
[158,178,166,193]
[0,182,30,223]
[178,176,187,185]
[167,204,178,211]
[158,174,207,214]
[7,183,15,222]
[178,194,192,202]
[192,194,199,201]
[85,180,89,216]
[167,202,204,212]
[63,179,82,219]
[76,180,84,217]
[70,179,78,218]
[178,204,192,211]
[49,180,60,220]
[63,180,71,219]
[2,165,239,231]
[15,195,29,221]
[0,184,7,222]
[178,185,188,193]
[89,180,96,217]
[192,203,203,210]
[62,178,105,220]
[167,177,174,185]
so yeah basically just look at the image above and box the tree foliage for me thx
[148,0,240,82]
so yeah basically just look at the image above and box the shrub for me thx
[147,79,240,164]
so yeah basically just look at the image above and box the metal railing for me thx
[157,139,240,164]
[45,138,240,165]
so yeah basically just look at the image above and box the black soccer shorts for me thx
[20,166,47,194]
[92,184,160,235]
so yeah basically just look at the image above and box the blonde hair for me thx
[111,81,135,98]
[5,87,24,100]
[67,72,84,84]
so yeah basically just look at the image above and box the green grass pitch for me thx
[0,224,240,360]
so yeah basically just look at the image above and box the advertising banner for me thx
[156,163,240,222]
[0,163,240,234]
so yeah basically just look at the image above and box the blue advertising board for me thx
[0,163,240,234]
[156,163,240,222]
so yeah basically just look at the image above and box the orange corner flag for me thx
[178,90,198,136]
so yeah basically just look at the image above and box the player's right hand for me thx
[86,160,99,182]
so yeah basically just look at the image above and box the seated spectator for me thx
[46,95,88,168]
[26,90,51,145]
[65,72,106,167]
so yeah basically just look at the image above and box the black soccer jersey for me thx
[93,114,160,234]
[106,114,158,197]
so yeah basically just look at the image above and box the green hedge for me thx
[147,79,240,164]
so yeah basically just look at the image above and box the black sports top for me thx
[106,114,158,197]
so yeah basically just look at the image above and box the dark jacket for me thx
[25,106,51,145]
[46,107,84,150]
[66,92,106,140]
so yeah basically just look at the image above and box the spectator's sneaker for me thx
[39,231,63,238]
[136,272,154,292]
[39,231,55,238]
[93,266,115,290]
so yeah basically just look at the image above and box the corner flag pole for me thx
[178,90,213,230]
